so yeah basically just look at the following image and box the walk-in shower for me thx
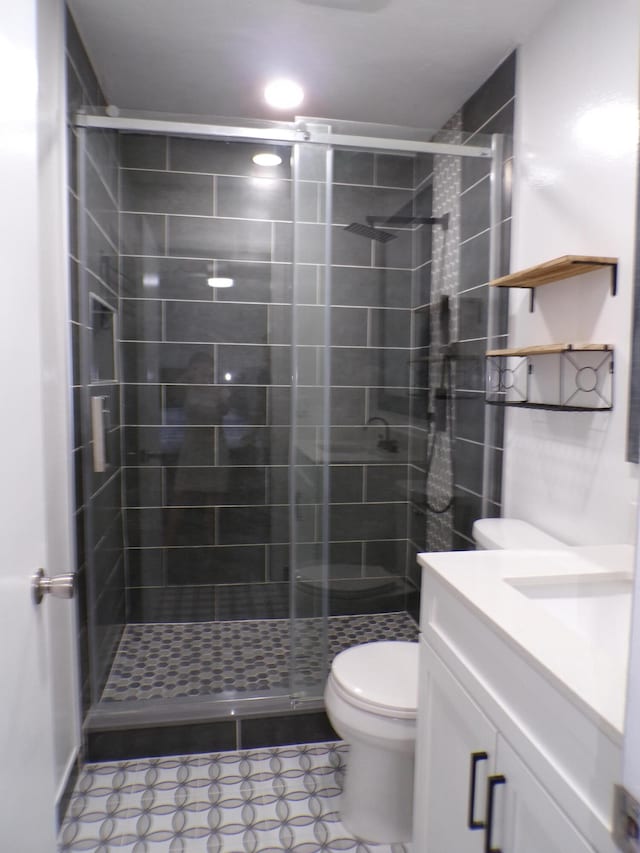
[70,108,506,754]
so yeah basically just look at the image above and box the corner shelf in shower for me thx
[490,255,618,311]
[485,343,614,411]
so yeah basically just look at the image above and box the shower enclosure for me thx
[71,110,504,748]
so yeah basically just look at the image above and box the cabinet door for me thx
[492,737,595,853]
[414,639,498,853]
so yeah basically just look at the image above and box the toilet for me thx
[324,640,418,843]
[325,518,565,844]
[472,517,566,550]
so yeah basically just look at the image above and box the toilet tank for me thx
[472,518,566,550]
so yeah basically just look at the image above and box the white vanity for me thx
[414,545,633,853]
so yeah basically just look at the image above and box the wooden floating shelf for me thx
[489,255,618,290]
[486,343,612,357]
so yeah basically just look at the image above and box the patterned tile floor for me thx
[102,613,418,702]
[58,742,411,852]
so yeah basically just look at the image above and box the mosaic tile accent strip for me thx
[101,613,418,702]
[59,742,409,852]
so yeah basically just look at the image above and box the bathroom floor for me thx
[101,612,418,702]
[58,741,410,853]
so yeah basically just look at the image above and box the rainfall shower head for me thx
[343,221,397,243]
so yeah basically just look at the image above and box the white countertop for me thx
[418,545,635,737]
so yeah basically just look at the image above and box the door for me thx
[0,0,73,848]
[494,737,595,853]
[413,638,498,852]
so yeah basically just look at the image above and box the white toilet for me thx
[324,640,418,843]
[325,518,564,844]
[472,517,566,550]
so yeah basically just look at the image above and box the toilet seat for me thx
[330,641,418,720]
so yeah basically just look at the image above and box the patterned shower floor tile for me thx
[58,742,410,853]
[101,613,418,702]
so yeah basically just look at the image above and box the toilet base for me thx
[341,738,414,843]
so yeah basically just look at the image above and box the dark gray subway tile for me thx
[460,176,491,242]
[455,393,486,444]
[85,158,118,247]
[120,134,167,170]
[462,51,516,135]
[458,285,488,341]
[375,154,414,188]
[216,175,292,222]
[364,539,408,576]
[216,505,290,546]
[121,299,162,341]
[456,340,486,392]
[165,466,266,506]
[414,154,434,187]
[121,342,214,384]
[332,184,414,226]
[268,386,366,426]
[215,582,289,620]
[84,216,118,288]
[332,225,375,267]
[331,266,412,309]
[334,150,374,185]
[166,545,266,585]
[365,465,409,502]
[329,502,407,541]
[120,257,213,299]
[459,230,490,292]
[370,308,411,348]
[120,212,165,256]
[124,426,215,467]
[125,467,163,507]
[123,384,162,425]
[126,548,165,587]
[126,507,215,548]
[452,486,483,541]
[454,439,484,495]
[330,347,410,387]
[122,170,214,216]
[412,264,431,308]
[126,586,216,624]
[165,301,268,344]
[214,260,292,303]
[167,216,272,261]
[269,305,368,347]
[165,385,266,426]
[216,344,312,387]
[169,137,292,179]
[372,227,413,269]
[415,222,433,268]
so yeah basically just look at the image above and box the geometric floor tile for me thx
[101,613,418,703]
[58,742,411,852]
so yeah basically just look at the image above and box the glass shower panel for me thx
[289,139,332,700]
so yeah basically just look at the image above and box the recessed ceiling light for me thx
[264,78,304,110]
[207,277,234,288]
[252,152,283,167]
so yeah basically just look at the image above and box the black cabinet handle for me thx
[484,774,506,853]
[467,751,488,829]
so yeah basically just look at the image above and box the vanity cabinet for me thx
[414,638,597,853]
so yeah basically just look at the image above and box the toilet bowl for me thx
[472,517,566,550]
[324,640,418,843]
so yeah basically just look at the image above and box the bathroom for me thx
[2,0,640,849]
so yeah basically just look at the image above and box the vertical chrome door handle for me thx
[31,568,76,605]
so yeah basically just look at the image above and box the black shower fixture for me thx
[343,221,397,242]
[344,212,449,242]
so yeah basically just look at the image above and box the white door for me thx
[0,0,76,849]
[413,638,498,853]
[494,736,595,853]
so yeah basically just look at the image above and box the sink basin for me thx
[506,571,632,661]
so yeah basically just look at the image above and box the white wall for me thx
[505,0,640,545]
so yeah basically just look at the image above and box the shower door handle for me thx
[31,568,76,605]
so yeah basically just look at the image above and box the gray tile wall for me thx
[67,8,125,710]
[120,139,418,619]
[406,52,515,592]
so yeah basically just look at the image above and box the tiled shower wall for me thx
[66,9,125,712]
[120,139,418,621]
[407,52,515,580]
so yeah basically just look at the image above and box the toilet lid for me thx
[331,641,419,718]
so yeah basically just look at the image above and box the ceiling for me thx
[67,0,560,131]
